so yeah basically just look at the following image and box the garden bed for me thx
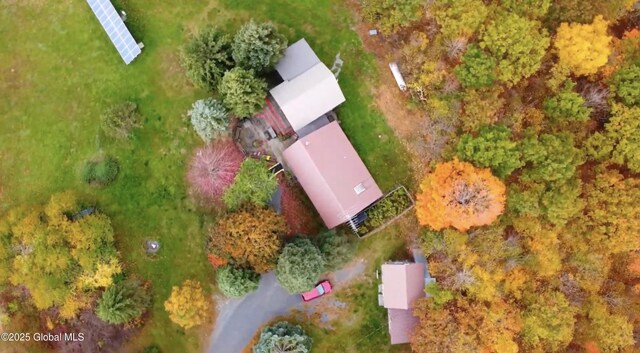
[355,185,414,238]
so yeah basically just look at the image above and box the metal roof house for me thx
[283,121,383,229]
[379,262,426,345]
[270,39,346,133]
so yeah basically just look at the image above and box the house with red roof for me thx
[379,262,426,345]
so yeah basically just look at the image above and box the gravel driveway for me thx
[208,259,367,353]
[208,272,302,353]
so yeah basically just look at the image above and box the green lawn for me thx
[0,0,413,352]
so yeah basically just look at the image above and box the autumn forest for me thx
[360,0,640,352]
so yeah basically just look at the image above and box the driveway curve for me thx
[209,272,302,353]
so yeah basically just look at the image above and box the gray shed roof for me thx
[276,39,321,81]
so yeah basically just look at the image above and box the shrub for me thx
[361,0,424,34]
[164,280,211,329]
[276,238,325,294]
[280,178,321,236]
[186,142,244,202]
[313,229,355,271]
[218,67,267,117]
[232,20,287,72]
[253,321,312,353]
[95,279,150,325]
[188,98,229,142]
[101,101,142,139]
[223,159,277,210]
[83,156,119,186]
[180,27,234,91]
[216,266,260,298]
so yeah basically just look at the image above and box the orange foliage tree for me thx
[209,208,287,273]
[415,159,506,231]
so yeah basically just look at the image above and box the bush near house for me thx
[163,280,211,330]
[275,238,325,294]
[216,265,260,298]
[253,321,312,353]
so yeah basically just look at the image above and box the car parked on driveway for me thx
[301,280,332,301]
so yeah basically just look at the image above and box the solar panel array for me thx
[86,0,141,64]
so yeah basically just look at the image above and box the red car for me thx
[301,280,332,301]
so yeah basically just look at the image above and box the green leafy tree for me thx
[276,238,325,294]
[586,104,640,172]
[578,169,640,254]
[361,0,424,33]
[502,0,551,19]
[253,321,312,353]
[232,20,287,73]
[188,98,229,142]
[95,279,150,325]
[611,64,640,107]
[224,159,277,210]
[521,291,576,352]
[454,45,496,89]
[581,298,634,353]
[101,101,142,139]
[543,82,592,123]
[520,132,584,183]
[480,12,550,85]
[180,27,233,91]
[432,0,488,38]
[424,281,454,307]
[216,266,260,298]
[218,67,267,117]
[313,229,355,271]
[456,124,523,178]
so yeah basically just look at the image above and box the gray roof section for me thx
[276,39,321,81]
[86,0,141,64]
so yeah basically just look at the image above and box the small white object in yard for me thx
[146,240,160,254]
[138,42,145,49]
[368,29,378,36]
[389,62,407,91]
[120,10,127,21]
[378,134,382,138]
[331,53,344,78]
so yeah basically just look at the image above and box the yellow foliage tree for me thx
[554,15,612,76]
[164,280,211,329]
[415,159,506,231]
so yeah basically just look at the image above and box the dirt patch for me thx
[345,0,438,176]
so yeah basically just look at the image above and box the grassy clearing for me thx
[0,0,413,352]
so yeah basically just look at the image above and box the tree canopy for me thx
[216,265,260,298]
[209,208,286,273]
[361,0,424,33]
[456,124,523,178]
[275,238,326,294]
[480,12,550,85]
[223,159,278,210]
[218,67,267,117]
[554,16,612,76]
[188,98,229,142]
[164,280,211,329]
[253,321,312,353]
[586,104,640,172]
[232,20,287,73]
[181,27,234,91]
[415,159,506,231]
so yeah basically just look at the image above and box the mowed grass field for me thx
[0,0,412,352]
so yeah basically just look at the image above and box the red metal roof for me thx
[388,309,419,345]
[283,121,382,228]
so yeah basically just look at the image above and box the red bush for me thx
[279,177,321,236]
[187,141,244,202]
